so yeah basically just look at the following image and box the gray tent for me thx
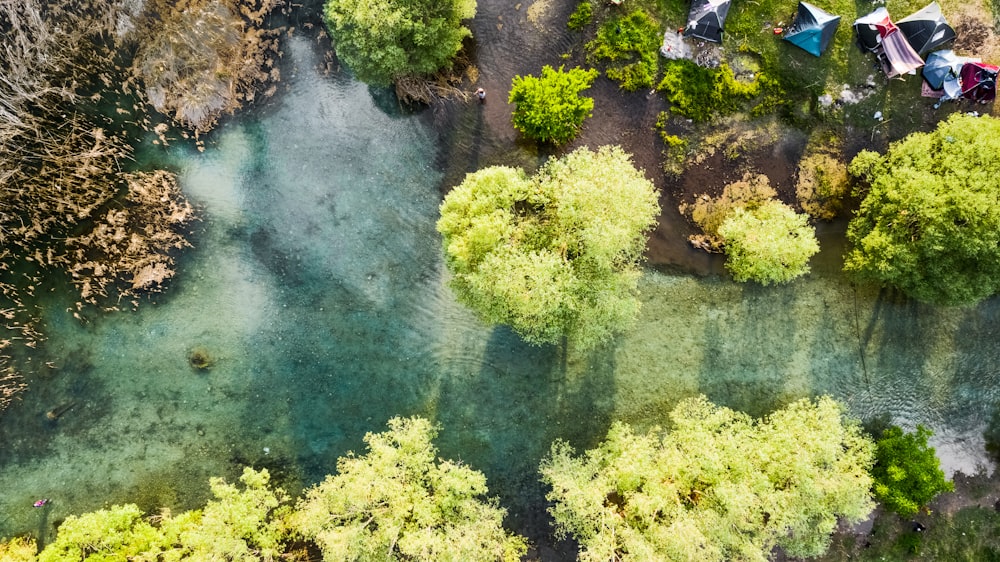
[923,49,979,102]
[684,0,731,43]
[854,7,890,51]
[898,2,956,54]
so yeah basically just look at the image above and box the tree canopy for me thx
[846,113,1000,305]
[437,145,660,349]
[509,65,598,145]
[540,396,875,562]
[718,199,819,285]
[871,425,953,517]
[292,416,527,562]
[323,0,476,85]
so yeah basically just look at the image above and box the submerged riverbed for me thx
[2,17,1000,558]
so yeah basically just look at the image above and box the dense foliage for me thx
[437,145,660,349]
[36,468,290,562]
[718,199,819,285]
[567,0,593,31]
[846,113,1000,305]
[657,60,761,122]
[323,0,476,85]
[871,425,953,517]
[540,396,875,561]
[292,416,527,561]
[586,10,661,91]
[508,65,598,145]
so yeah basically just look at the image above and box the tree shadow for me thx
[430,325,617,557]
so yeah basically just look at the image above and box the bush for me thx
[657,60,761,121]
[437,146,660,349]
[323,0,476,85]
[567,0,592,30]
[586,10,660,91]
[719,199,819,285]
[871,425,953,517]
[509,65,598,145]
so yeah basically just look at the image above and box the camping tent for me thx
[684,0,731,43]
[784,1,841,57]
[961,62,1000,103]
[897,2,956,55]
[922,50,978,102]
[854,7,890,51]
[853,8,924,78]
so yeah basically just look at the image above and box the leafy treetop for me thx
[323,0,476,85]
[540,395,875,562]
[437,145,660,349]
[846,113,1000,305]
[718,199,819,285]
[292,416,527,562]
[871,424,953,517]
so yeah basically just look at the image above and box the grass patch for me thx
[567,0,593,31]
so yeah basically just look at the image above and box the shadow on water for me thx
[430,326,616,557]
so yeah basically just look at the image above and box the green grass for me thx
[816,508,1000,561]
[586,10,662,91]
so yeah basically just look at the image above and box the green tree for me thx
[509,65,599,145]
[437,145,660,349]
[871,425,953,517]
[540,396,875,561]
[154,467,291,561]
[846,113,1000,304]
[322,0,476,85]
[291,416,527,562]
[38,504,162,562]
[0,537,38,561]
[718,199,819,285]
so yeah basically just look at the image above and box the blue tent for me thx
[784,2,841,57]
[923,49,978,100]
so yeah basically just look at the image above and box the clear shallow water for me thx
[2,31,1000,555]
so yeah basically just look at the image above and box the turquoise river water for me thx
[1,27,1000,555]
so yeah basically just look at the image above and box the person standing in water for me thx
[475,88,486,103]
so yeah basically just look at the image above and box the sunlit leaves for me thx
[323,0,476,85]
[509,66,598,145]
[540,396,875,562]
[437,146,660,349]
[871,425,953,517]
[292,416,527,562]
[718,200,819,285]
[846,113,1000,304]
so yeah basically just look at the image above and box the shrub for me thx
[657,60,761,121]
[509,65,598,145]
[871,425,953,517]
[567,0,592,30]
[718,199,819,285]
[586,10,660,91]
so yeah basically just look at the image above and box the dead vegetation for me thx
[134,0,285,132]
